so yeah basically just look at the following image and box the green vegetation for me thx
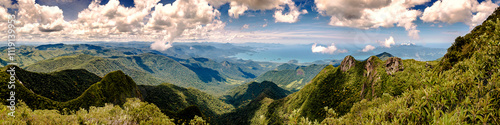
[375,52,394,61]
[2,7,499,125]
[139,83,235,123]
[0,98,207,124]
[319,7,500,124]
[23,53,265,95]
[0,44,128,67]
[222,81,291,107]
[0,66,142,111]
[14,66,101,102]
[2,43,275,95]
[24,54,161,86]
[1,66,213,124]
[230,7,500,124]
[254,64,327,91]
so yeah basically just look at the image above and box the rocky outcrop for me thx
[340,56,356,72]
[365,56,377,77]
[385,57,404,75]
[362,56,378,99]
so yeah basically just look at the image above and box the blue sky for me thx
[2,0,499,51]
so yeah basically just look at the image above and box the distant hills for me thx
[375,52,394,60]
[139,83,235,122]
[0,43,278,95]
[222,81,291,107]
[21,52,274,95]
[254,63,328,91]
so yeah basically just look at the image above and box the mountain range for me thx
[1,6,500,125]
[0,44,278,95]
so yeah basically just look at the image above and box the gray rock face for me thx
[385,57,404,75]
[365,56,377,77]
[340,56,356,72]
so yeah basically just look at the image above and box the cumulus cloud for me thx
[0,4,9,22]
[0,0,16,9]
[7,0,226,49]
[311,43,347,54]
[75,0,158,33]
[421,0,498,28]
[209,0,306,23]
[146,0,220,51]
[315,0,429,39]
[273,0,308,23]
[16,0,67,32]
[378,36,395,48]
[362,45,376,52]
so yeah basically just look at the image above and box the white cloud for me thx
[75,0,158,33]
[145,0,220,51]
[8,0,226,48]
[0,0,16,8]
[16,0,67,32]
[362,45,376,52]
[421,0,498,28]
[241,24,249,30]
[0,5,9,22]
[378,36,395,48]
[209,0,306,23]
[315,0,428,39]
[228,1,248,18]
[273,0,308,23]
[311,43,347,54]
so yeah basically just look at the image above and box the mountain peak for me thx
[375,52,394,61]
[340,55,356,72]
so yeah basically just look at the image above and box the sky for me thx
[0,0,499,53]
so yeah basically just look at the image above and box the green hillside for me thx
[0,44,129,67]
[254,64,327,91]
[139,83,234,123]
[1,98,179,124]
[23,53,260,95]
[375,52,394,61]
[223,7,500,124]
[222,81,291,107]
[319,7,500,124]
[0,66,142,111]
[24,54,161,86]
[1,66,212,124]
[15,66,101,101]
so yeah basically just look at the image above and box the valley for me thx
[1,1,500,125]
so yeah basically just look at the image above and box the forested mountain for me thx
[24,54,162,86]
[0,66,142,111]
[139,83,235,123]
[222,81,291,107]
[0,66,224,124]
[0,42,277,94]
[220,7,500,124]
[0,44,132,67]
[23,53,271,95]
[375,52,394,61]
[2,5,499,125]
[15,67,101,102]
[254,64,327,91]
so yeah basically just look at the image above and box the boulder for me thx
[385,57,404,75]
